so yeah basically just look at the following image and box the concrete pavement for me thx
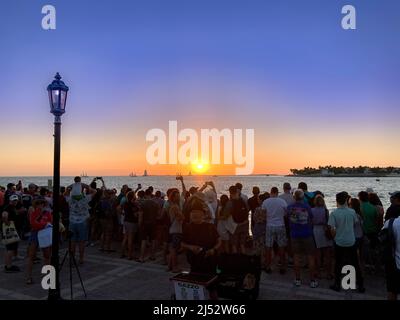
[0,241,387,300]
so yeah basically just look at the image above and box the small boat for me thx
[129,171,137,177]
[376,179,380,182]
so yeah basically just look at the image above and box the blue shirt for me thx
[328,207,357,247]
[287,202,313,238]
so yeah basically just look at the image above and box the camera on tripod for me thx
[60,229,87,299]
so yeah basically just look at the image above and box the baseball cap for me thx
[9,194,19,202]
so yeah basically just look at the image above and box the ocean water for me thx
[1,175,399,211]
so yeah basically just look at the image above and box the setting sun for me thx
[191,160,209,174]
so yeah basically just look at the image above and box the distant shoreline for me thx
[1,174,400,178]
[285,174,400,178]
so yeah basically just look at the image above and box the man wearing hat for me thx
[2,194,21,273]
[385,192,400,221]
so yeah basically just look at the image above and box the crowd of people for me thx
[1,177,400,300]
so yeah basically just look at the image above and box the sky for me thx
[0,0,399,176]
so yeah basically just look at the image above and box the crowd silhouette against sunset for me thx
[1,175,400,300]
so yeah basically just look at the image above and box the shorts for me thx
[265,225,287,248]
[28,231,39,246]
[140,224,156,241]
[313,225,333,249]
[386,263,400,294]
[123,221,138,234]
[230,221,249,247]
[217,216,237,241]
[169,233,182,249]
[5,241,19,252]
[69,221,88,242]
[291,237,315,256]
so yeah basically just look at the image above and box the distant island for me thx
[288,166,400,177]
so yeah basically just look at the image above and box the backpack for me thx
[378,218,396,265]
[304,192,316,207]
[231,199,249,224]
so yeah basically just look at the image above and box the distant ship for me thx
[188,171,192,176]
[143,170,148,177]
[129,171,137,177]
[81,172,88,177]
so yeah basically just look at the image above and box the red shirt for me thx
[30,208,53,231]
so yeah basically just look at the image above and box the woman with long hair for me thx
[369,193,384,229]
[216,194,231,253]
[121,191,140,260]
[348,197,365,274]
[311,195,333,280]
[26,198,52,284]
[167,190,184,272]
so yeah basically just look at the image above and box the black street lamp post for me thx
[47,73,69,300]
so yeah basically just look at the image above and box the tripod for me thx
[60,231,87,299]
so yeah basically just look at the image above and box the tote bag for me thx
[38,225,53,248]
[2,221,20,245]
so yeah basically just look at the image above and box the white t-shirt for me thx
[384,217,400,269]
[66,194,93,224]
[262,197,287,227]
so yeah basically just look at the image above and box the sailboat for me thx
[81,171,88,177]
[143,170,148,177]
[129,171,137,177]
